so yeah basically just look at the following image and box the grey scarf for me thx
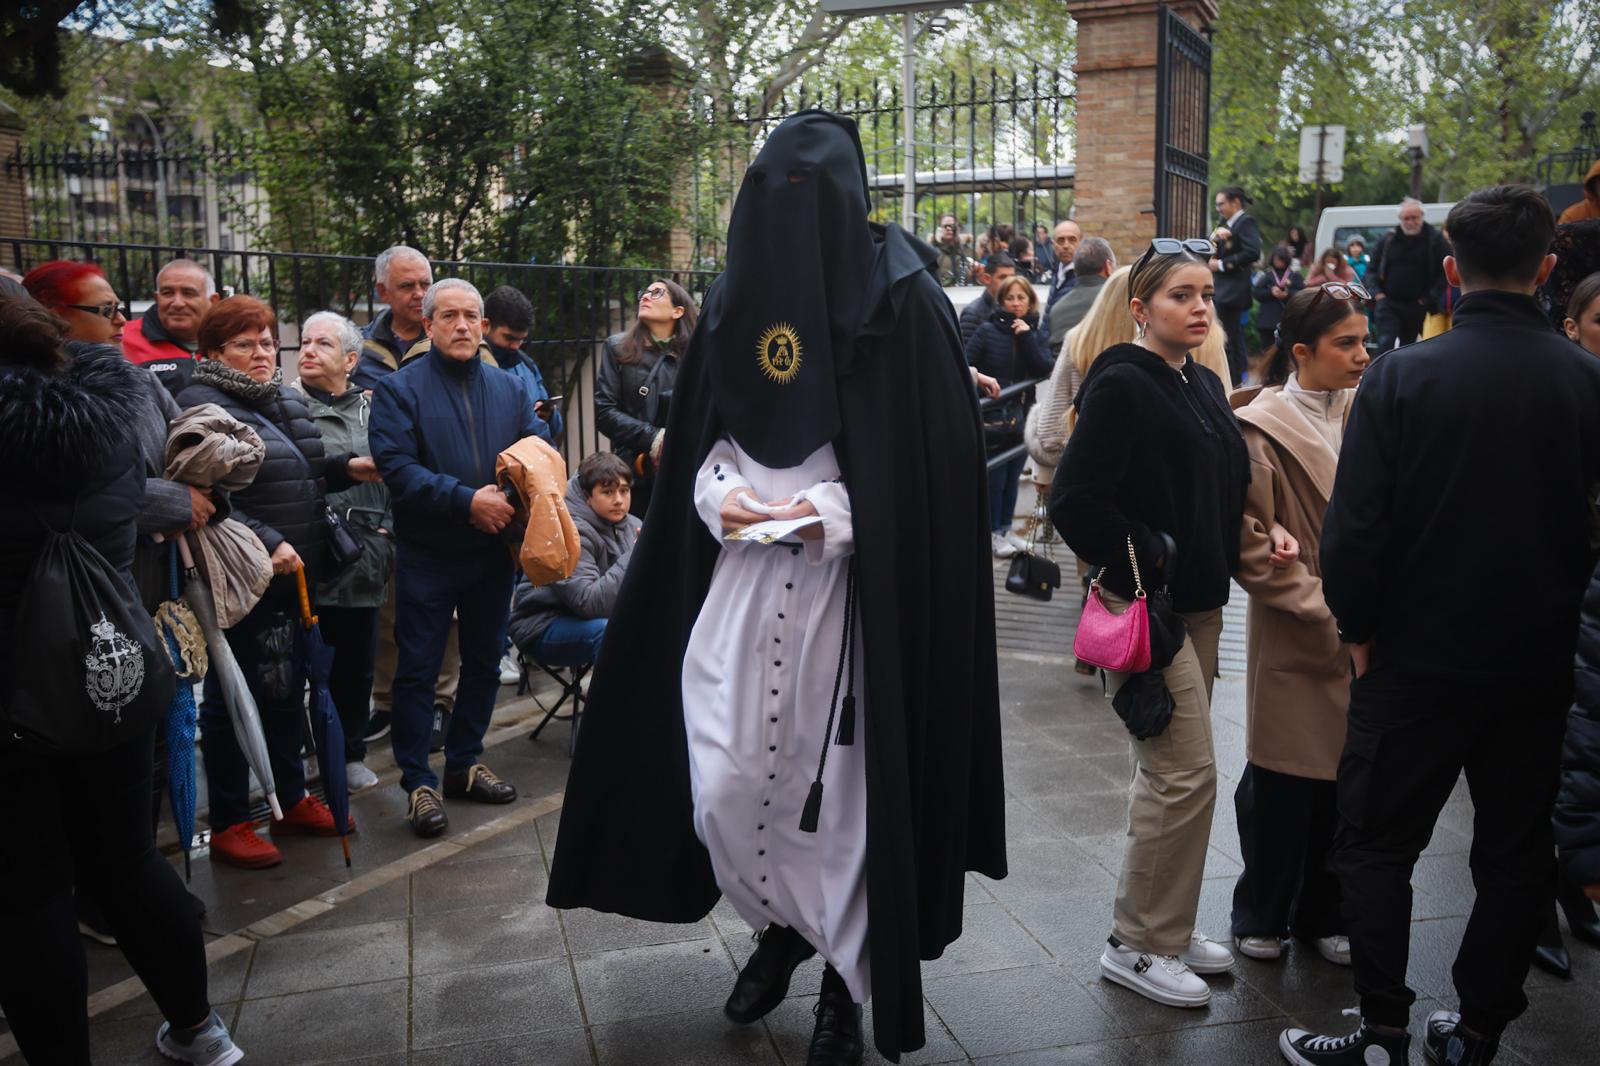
[193,357,283,403]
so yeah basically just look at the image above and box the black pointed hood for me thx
[700,109,879,468]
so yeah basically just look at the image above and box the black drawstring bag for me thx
[3,510,175,757]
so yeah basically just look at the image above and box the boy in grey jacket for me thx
[508,452,640,664]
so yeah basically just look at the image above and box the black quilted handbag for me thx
[1004,493,1062,601]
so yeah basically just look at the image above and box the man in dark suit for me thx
[1208,186,1262,385]
[1280,185,1600,1066]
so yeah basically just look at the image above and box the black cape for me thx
[545,221,1008,1061]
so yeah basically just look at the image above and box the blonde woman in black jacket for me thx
[1051,239,1251,1010]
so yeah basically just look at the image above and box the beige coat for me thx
[1231,384,1350,780]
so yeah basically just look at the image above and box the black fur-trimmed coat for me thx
[0,351,145,675]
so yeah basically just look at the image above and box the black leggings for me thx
[0,729,211,1064]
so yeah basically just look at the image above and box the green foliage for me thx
[1208,0,1600,241]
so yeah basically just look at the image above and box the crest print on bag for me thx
[757,324,803,384]
[83,612,146,722]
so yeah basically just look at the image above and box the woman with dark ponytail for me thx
[1227,283,1371,968]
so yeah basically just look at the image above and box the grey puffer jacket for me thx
[507,475,640,649]
[299,383,395,608]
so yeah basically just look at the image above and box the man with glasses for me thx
[355,245,434,390]
[1210,186,1263,385]
[123,257,220,397]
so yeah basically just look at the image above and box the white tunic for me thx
[682,436,871,1002]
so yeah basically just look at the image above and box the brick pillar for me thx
[0,101,28,261]
[1065,0,1216,265]
[624,46,693,268]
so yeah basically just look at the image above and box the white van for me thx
[1313,202,1454,261]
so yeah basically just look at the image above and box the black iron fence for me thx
[695,67,1076,275]
[0,236,714,463]
[6,135,267,251]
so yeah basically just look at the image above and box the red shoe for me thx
[273,793,357,837]
[209,822,283,869]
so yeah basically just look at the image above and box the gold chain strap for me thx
[1124,535,1146,599]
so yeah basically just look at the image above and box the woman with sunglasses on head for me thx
[1051,238,1255,1009]
[595,279,699,517]
[1227,283,1370,971]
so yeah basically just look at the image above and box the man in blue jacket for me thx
[370,277,553,838]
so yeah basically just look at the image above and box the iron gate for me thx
[1153,5,1212,240]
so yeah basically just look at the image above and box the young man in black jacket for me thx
[1280,186,1600,1066]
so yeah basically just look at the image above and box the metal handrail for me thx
[977,374,1048,472]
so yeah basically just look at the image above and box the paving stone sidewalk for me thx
[5,566,1595,1064]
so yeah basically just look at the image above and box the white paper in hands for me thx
[725,493,821,544]
[724,515,823,544]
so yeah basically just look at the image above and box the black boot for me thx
[1558,878,1600,948]
[724,924,816,1024]
[1423,1011,1498,1065]
[1531,900,1571,978]
[807,965,863,1066]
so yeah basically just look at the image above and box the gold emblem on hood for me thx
[756,323,803,384]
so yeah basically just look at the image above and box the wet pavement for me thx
[3,547,1595,1065]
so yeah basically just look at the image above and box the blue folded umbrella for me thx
[296,566,352,867]
[157,542,200,880]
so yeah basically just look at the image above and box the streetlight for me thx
[1406,124,1428,201]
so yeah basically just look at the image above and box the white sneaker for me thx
[1005,530,1029,552]
[1313,934,1352,966]
[992,532,1018,558]
[498,650,521,685]
[346,761,379,794]
[1179,932,1234,974]
[1099,941,1210,1007]
[1235,934,1283,960]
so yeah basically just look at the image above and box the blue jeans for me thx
[390,544,514,793]
[530,616,607,667]
[987,453,1026,533]
[198,582,308,829]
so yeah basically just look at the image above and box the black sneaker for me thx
[406,785,449,838]
[1423,1011,1499,1065]
[362,710,392,743]
[1279,1010,1410,1065]
[428,702,451,753]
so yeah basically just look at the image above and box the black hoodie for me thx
[1050,343,1248,613]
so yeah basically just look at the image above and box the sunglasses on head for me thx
[1129,237,1216,291]
[1307,281,1371,311]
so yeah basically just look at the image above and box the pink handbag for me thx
[1072,535,1152,673]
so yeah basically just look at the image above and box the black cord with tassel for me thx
[799,560,857,833]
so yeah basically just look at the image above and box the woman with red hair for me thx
[176,296,378,869]
[21,260,128,350]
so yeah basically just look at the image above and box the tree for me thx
[1397,0,1599,198]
